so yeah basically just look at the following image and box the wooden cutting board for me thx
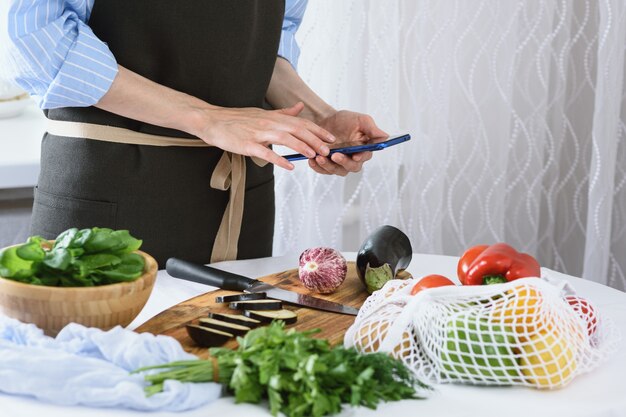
[136,262,369,359]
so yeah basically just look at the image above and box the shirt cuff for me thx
[42,22,118,109]
[277,30,301,70]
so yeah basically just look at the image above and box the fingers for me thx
[264,117,333,157]
[285,124,332,156]
[311,157,348,176]
[249,144,294,171]
[274,103,336,145]
[329,153,365,173]
[312,156,349,176]
[269,131,317,159]
[350,151,373,163]
[308,158,329,175]
[308,150,374,176]
[299,118,336,143]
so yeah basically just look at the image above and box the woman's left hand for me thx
[309,110,388,176]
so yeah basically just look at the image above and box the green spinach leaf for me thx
[0,246,34,279]
[0,227,145,287]
[16,241,45,262]
[42,248,72,270]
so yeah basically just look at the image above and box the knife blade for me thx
[166,258,359,316]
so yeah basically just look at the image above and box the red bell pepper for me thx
[458,243,540,285]
[457,245,489,285]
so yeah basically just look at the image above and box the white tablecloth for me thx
[2,252,625,417]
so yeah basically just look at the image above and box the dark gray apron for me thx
[32,0,285,267]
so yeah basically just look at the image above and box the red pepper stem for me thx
[482,275,507,285]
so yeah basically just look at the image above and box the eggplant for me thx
[229,299,282,311]
[198,318,251,336]
[208,311,261,327]
[298,247,347,293]
[356,225,412,294]
[243,309,298,325]
[215,292,267,303]
[186,324,233,347]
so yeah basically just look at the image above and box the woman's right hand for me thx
[190,102,336,170]
[96,66,333,169]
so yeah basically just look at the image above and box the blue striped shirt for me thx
[8,0,308,109]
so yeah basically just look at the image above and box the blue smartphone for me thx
[283,133,411,161]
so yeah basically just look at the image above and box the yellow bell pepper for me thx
[520,331,577,388]
[492,285,543,335]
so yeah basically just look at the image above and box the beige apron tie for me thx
[210,153,246,262]
[46,119,211,147]
[46,119,267,263]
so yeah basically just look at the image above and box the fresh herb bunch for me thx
[136,322,429,417]
[0,227,145,286]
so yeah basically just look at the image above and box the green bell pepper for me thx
[441,313,520,383]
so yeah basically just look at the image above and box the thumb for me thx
[275,101,305,117]
[364,123,389,140]
[361,115,388,139]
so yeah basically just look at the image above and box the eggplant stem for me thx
[364,263,394,294]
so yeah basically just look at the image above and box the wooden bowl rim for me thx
[0,247,158,294]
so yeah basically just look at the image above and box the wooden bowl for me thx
[0,250,158,336]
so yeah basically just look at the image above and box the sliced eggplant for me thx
[215,292,267,303]
[186,324,233,347]
[356,225,413,294]
[208,311,262,328]
[243,309,298,325]
[198,317,251,336]
[229,299,282,311]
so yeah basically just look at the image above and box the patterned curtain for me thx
[273,0,626,291]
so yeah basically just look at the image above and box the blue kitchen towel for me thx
[0,315,221,411]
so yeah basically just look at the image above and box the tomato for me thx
[410,274,455,295]
[565,296,598,336]
[457,245,489,285]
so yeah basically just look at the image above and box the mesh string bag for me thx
[344,275,619,389]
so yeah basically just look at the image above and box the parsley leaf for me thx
[137,322,430,417]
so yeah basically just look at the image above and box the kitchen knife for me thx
[166,258,359,316]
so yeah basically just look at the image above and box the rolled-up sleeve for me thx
[8,0,118,109]
[277,0,308,70]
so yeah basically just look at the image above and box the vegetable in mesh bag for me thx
[519,329,577,387]
[441,313,520,384]
[344,277,618,390]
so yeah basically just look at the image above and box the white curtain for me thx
[273,0,626,291]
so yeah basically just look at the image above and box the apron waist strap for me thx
[46,119,266,263]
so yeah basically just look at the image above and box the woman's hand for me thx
[96,66,335,170]
[308,110,388,176]
[190,102,335,170]
[265,58,387,175]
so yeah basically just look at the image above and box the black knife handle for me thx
[165,258,256,291]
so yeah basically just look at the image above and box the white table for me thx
[0,100,45,189]
[1,252,625,417]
